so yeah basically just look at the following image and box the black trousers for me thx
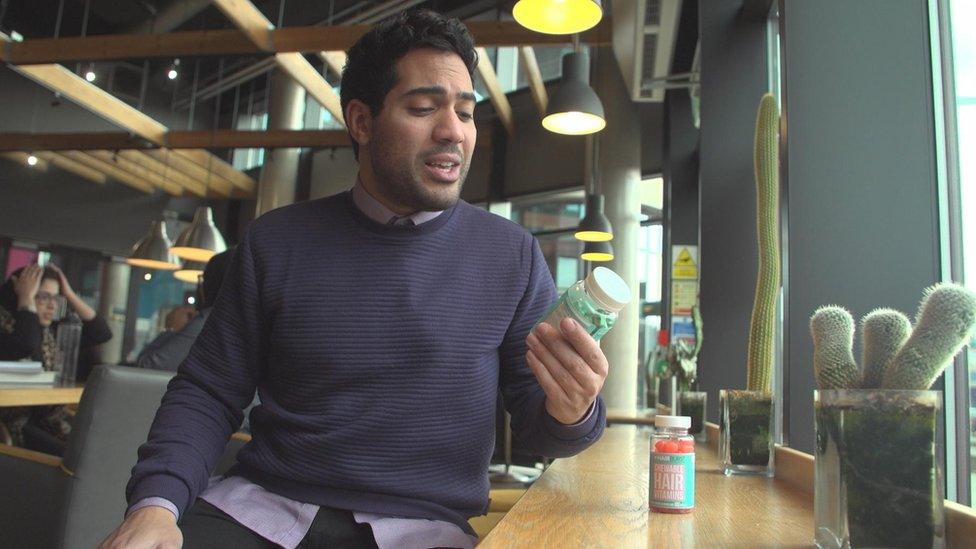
[179,499,379,549]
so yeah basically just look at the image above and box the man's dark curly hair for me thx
[340,9,478,159]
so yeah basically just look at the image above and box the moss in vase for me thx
[727,391,773,466]
[840,398,937,548]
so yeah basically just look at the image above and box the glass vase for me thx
[719,389,774,476]
[677,391,707,442]
[814,390,944,549]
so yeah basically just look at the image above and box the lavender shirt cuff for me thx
[563,401,596,427]
[126,497,179,521]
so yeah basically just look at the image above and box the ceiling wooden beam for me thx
[519,46,548,116]
[318,51,347,78]
[39,152,108,185]
[114,150,208,196]
[2,33,254,198]
[172,148,255,194]
[87,150,186,195]
[213,0,345,127]
[0,132,155,152]
[1,152,48,170]
[169,129,352,149]
[275,53,345,125]
[143,149,236,197]
[211,0,275,51]
[60,151,156,194]
[475,47,514,135]
[4,20,612,64]
[13,63,168,144]
[1,151,113,186]
[0,128,493,151]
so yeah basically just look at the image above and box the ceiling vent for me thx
[612,0,682,102]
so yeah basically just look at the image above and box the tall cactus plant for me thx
[746,93,780,393]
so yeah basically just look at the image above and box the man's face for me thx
[364,48,477,212]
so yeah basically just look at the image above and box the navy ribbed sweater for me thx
[126,192,606,533]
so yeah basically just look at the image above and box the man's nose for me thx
[432,110,466,144]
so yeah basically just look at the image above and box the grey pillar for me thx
[96,260,131,364]
[593,47,642,411]
[256,70,306,216]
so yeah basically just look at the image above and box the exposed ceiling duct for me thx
[612,0,683,102]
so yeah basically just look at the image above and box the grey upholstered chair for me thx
[0,365,246,549]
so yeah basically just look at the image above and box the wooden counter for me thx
[478,426,814,548]
[0,384,84,407]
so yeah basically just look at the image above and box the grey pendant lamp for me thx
[513,0,603,35]
[171,206,227,262]
[542,50,606,136]
[126,220,181,270]
[581,239,614,262]
[575,194,613,242]
[174,261,206,283]
[575,133,613,242]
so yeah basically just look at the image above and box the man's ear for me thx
[346,99,373,149]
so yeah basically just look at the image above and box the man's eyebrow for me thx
[402,86,477,103]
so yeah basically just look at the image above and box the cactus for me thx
[881,283,976,390]
[859,308,911,389]
[746,93,780,393]
[810,306,860,390]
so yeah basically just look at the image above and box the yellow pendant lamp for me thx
[126,220,181,270]
[575,194,613,241]
[174,261,206,284]
[580,239,614,262]
[171,206,227,262]
[542,51,606,136]
[513,0,603,35]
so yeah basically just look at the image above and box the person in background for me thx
[0,263,112,453]
[135,248,234,372]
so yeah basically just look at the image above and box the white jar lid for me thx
[584,266,631,312]
[655,415,691,428]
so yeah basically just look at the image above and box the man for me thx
[100,10,609,549]
[135,249,234,372]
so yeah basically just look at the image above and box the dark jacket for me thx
[135,309,210,371]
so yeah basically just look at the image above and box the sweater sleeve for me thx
[125,229,267,516]
[0,309,44,360]
[79,315,113,349]
[498,234,606,458]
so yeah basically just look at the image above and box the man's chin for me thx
[415,182,462,210]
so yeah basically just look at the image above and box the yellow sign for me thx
[672,247,698,279]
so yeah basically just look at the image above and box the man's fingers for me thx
[527,329,588,396]
[555,319,610,377]
[534,323,605,384]
[526,349,569,402]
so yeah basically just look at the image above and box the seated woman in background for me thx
[0,263,112,453]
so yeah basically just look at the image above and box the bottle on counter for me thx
[537,266,631,341]
[649,415,695,514]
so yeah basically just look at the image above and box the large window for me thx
[944,0,976,504]
[509,178,664,406]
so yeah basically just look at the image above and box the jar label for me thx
[650,452,695,509]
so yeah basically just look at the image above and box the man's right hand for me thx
[98,506,182,549]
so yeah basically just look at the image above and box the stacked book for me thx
[0,361,56,384]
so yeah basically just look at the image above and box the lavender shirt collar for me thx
[351,181,444,226]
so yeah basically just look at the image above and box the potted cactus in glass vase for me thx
[719,93,779,477]
[811,283,976,549]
